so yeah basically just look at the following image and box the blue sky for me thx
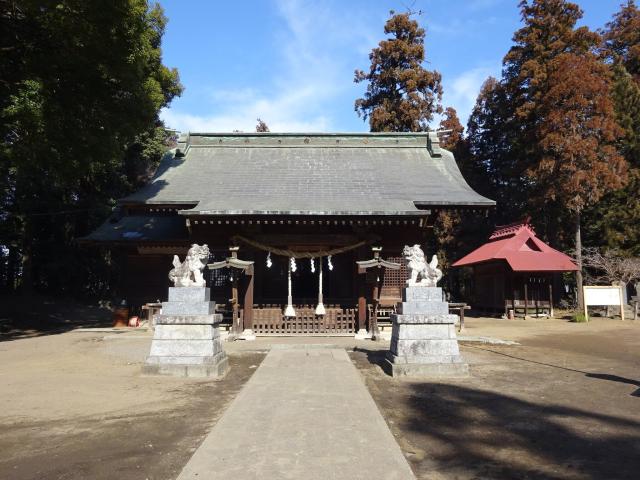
[158,0,623,133]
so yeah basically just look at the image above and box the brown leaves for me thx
[532,52,627,213]
[354,11,442,132]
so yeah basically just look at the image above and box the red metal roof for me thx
[452,221,578,272]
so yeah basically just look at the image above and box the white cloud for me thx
[440,65,501,127]
[161,0,376,133]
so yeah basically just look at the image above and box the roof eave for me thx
[178,209,433,216]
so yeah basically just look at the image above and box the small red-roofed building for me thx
[452,220,578,317]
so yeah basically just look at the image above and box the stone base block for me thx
[143,353,228,378]
[155,314,222,325]
[403,286,442,302]
[384,356,469,378]
[397,301,448,315]
[154,324,220,340]
[168,287,211,303]
[391,338,461,357]
[392,323,457,340]
[391,313,457,325]
[145,353,226,365]
[149,338,223,357]
[161,301,216,316]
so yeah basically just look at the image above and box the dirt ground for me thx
[0,329,265,480]
[1,306,639,480]
[351,316,640,480]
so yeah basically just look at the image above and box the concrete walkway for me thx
[177,345,415,480]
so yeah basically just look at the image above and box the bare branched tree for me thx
[581,248,640,289]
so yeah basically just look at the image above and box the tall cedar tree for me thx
[354,11,442,132]
[466,77,520,222]
[479,0,627,309]
[533,51,626,307]
[603,0,640,81]
[502,1,601,243]
[585,3,640,256]
[434,108,464,274]
[0,0,182,295]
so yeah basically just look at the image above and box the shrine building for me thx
[452,220,578,317]
[84,132,494,335]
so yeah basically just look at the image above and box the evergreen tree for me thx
[603,0,640,81]
[585,64,640,255]
[0,0,182,295]
[466,77,519,221]
[439,107,464,150]
[434,108,464,272]
[466,1,627,309]
[531,51,626,307]
[354,11,442,132]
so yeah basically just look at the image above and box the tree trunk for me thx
[20,217,34,296]
[575,212,584,311]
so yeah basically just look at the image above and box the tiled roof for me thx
[81,215,188,243]
[452,222,578,272]
[120,132,495,216]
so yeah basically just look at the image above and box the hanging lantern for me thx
[310,257,315,273]
[327,255,334,271]
[315,256,325,315]
[266,252,272,268]
[284,257,296,317]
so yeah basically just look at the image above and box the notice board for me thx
[583,285,625,321]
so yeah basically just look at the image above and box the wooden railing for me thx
[249,305,357,335]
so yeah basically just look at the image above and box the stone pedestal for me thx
[143,287,229,378]
[385,286,468,377]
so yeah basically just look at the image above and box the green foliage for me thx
[0,0,182,296]
[603,0,640,80]
[466,1,626,249]
[584,63,640,255]
[572,312,587,323]
[467,77,528,225]
[354,11,442,132]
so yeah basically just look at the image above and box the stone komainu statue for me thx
[169,244,210,287]
[402,244,443,287]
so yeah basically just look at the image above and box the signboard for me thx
[583,286,625,321]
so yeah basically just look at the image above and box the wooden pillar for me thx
[243,265,254,332]
[371,279,379,340]
[524,281,529,320]
[231,275,241,334]
[357,280,367,333]
[370,269,385,341]
[549,282,554,318]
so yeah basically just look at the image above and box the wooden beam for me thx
[243,265,254,332]
[358,273,366,332]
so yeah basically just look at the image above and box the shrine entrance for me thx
[245,250,358,335]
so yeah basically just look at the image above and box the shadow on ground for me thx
[352,348,640,480]
[0,295,112,341]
